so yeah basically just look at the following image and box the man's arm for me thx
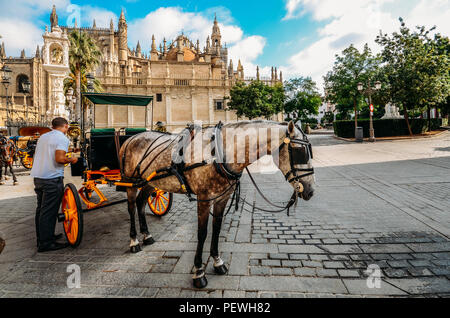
[55,150,78,165]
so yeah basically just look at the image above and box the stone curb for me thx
[332,129,448,143]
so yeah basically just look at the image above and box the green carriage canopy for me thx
[82,93,153,106]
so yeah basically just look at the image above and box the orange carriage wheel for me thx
[148,190,173,217]
[20,154,33,170]
[61,184,84,247]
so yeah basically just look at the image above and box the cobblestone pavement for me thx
[0,132,449,298]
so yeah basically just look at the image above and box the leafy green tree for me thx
[228,81,285,120]
[376,18,449,134]
[324,44,382,136]
[284,77,322,123]
[68,30,102,121]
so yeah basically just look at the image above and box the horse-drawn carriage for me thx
[55,92,316,289]
[10,126,51,170]
[59,93,173,247]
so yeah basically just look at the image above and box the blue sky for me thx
[0,0,448,90]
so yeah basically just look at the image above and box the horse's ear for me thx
[288,121,295,136]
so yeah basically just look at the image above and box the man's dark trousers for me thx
[34,177,64,248]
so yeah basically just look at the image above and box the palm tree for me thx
[68,30,102,122]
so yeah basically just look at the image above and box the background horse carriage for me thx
[59,93,173,248]
[9,126,51,170]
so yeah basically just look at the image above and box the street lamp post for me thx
[1,65,12,135]
[22,79,31,122]
[86,73,95,130]
[358,80,381,143]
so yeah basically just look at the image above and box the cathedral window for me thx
[156,94,163,102]
[17,74,30,93]
[214,99,224,111]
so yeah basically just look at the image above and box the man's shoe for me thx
[38,242,69,253]
[54,233,63,241]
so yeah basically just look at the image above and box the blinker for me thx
[291,146,309,164]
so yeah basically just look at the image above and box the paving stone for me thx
[360,244,413,254]
[239,276,347,294]
[310,254,329,261]
[337,270,360,278]
[343,279,407,296]
[302,261,322,268]
[350,254,372,261]
[383,268,409,278]
[269,253,289,260]
[250,267,271,276]
[390,254,414,260]
[294,268,316,277]
[229,252,249,276]
[289,254,309,260]
[407,268,434,277]
[429,267,450,276]
[408,260,432,267]
[330,255,350,261]
[387,260,410,268]
[315,269,339,278]
[281,260,303,268]
[272,268,293,276]
[323,261,345,269]
[261,259,281,267]
[385,278,450,295]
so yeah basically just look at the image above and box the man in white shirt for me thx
[31,117,78,252]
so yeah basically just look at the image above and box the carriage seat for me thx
[89,128,147,171]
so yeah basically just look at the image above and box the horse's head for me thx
[276,121,315,201]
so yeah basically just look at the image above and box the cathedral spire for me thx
[206,36,211,54]
[0,43,6,59]
[110,18,114,31]
[256,66,260,81]
[35,45,40,58]
[136,41,141,57]
[151,35,157,53]
[120,9,126,22]
[20,49,25,58]
[211,13,221,48]
[93,19,97,29]
[50,5,58,31]
[163,38,167,55]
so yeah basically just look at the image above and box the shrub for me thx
[333,118,447,138]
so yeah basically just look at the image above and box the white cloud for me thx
[0,19,43,56]
[80,6,118,29]
[281,0,450,91]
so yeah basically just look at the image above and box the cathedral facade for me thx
[0,6,283,133]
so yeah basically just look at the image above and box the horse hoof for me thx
[143,237,155,246]
[130,245,142,254]
[214,265,228,276]
[13,182,18,186]
[193,276,208,289]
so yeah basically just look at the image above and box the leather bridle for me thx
[279,125,315,186]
